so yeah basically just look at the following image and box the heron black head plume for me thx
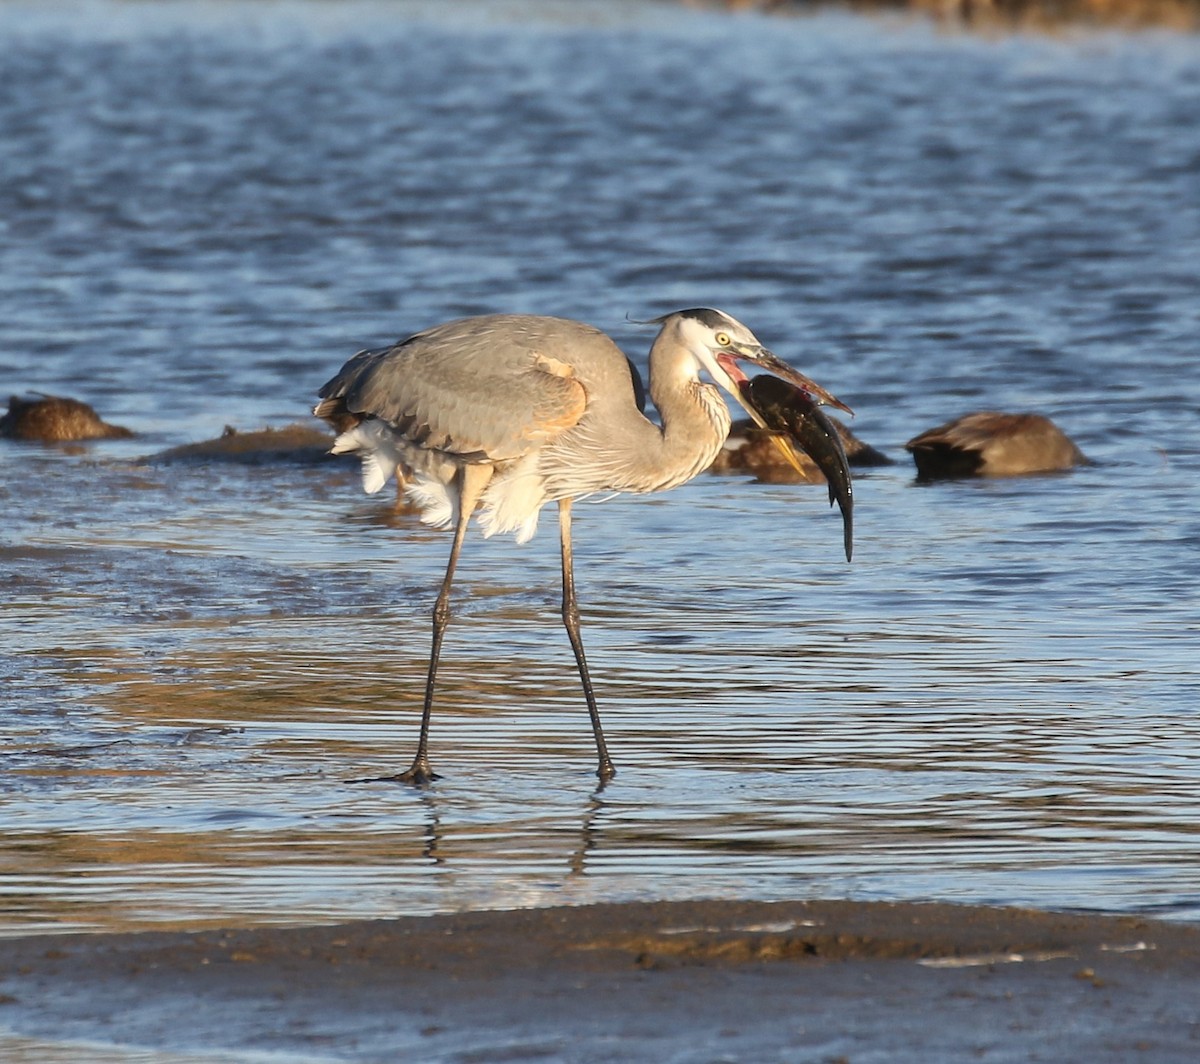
[631,308,735,330]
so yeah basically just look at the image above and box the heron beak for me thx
[735,344,854,416]
[733,370,854,564]
[714,342,853,429]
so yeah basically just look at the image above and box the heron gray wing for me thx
[318,315,590,462]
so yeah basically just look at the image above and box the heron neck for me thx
[635,336,731,493]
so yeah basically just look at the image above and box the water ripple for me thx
[1,1,1198,933]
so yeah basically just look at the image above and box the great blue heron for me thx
[906,412,1088,480]
[316,308,851,784]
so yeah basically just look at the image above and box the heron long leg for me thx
[558,498,616,782]
[397,463,493,785]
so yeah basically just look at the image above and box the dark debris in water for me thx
[23,739,135,759]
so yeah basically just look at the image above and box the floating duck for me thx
[906,412,1088,480]
[1,393,133,442]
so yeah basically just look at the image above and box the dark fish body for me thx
[740,375,854,562]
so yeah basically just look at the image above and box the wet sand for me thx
[1,899,1197,1061]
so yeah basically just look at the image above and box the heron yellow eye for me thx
[715,332,731,347]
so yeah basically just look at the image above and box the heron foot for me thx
[397,762,441,786]
[346,760,441,786]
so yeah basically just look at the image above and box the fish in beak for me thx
[735,372,854,564]
[713,339,853,418]
[646,309,854,561]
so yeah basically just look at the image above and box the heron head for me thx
[651,308,853,421]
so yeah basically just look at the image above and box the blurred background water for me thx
[1,0,1198,935]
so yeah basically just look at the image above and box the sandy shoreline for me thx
[1,898,1197,1061]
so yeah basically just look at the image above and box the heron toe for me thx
[397,762,440,786]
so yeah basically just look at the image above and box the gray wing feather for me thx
[318,315,596,461]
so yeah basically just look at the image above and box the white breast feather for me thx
[331,420,550,544]
[405,474,457,530]
[478,456,546,544]
[330,422,401,494]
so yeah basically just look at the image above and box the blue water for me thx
[1,0,1199,935]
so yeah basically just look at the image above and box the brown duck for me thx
[906,412,1087,480]
[1,394,133,442]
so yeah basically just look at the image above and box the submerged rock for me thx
[146,422,339,465]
